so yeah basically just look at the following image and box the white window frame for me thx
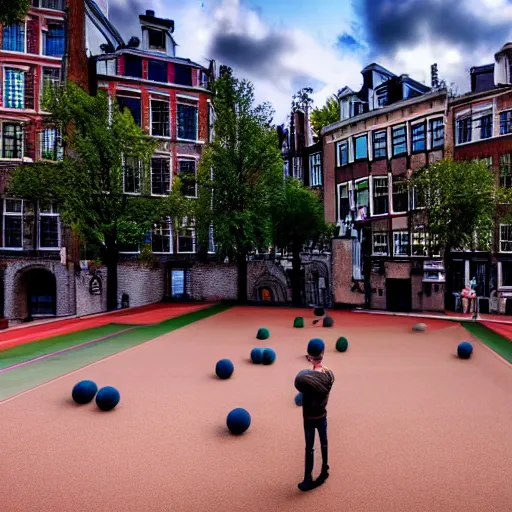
[208,224,216,254]
[39,0,65,11]
[1,120,25,160]
[151,217,173,254]
[1,20,27,54]
[336,140,348,167]
[177,156,198,198]
[3,198,24,250]
[499,223,512,253]
[176,102,199,142]
[38,202,60,250]
[122,155,142,195]
[150,155,172,197]
[2,66,26,109]
[354,134,368,161]
[337,181,354,224]
[498,261,512,290]
[293,156,303,180]
[428,117,445,150]
[40,127,63,161]
[149,98,170,138]
[309,152,322,186]
[393,230,409,257]
[372,232,389,256]
[354,177,369,221]
[177,216,196,254]
[392,124,407,157]
[370,175,389,217]
[40,18,65,59]
[391,175,408,214]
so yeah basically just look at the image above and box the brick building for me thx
[323,63,447,312]
[89,8,214,300]
[445,43,512,314]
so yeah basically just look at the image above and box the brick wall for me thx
[189,263,238,301]
[117,264,166,307]
[4,261,75,320]
[331,238,365,306]
[323,135,336,223]
[76,268,107,317]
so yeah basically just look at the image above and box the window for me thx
[293,157,302,180]
[40,128,63,161]
[42,23,65,57]
[117,96,141,126]
[3,199,23,248]
[373,130,386,159]
[171,269,186,297]
[337,141,348,166]
[393,231,409,256]
[148,60,167,82]
[479,113,493,139]
[500,154,512,188]
[152,220,171,253]
[174,65,193,86]
[456,116,472,144]
[373,232,389,256]
[354,179,369,221]
[412,228,428,256]
[41,0,65,9]
[4,68,25,109]
[41,67,60,106]
[2,123,23,159]
[411,123,426,152]
[208,224,216,254]
[501,261,512,287]
[354,135,368,160]
[429,118,444,148]
[376,89,387,107]
[500,224,512,252]
[392,126,406,156]
[309,152,322,186]
[148,28,166,50]
[177,104,198,140]
[123,157,141,194]
[392,176,408,213]
[38,203,60,249]
[283,160,289,177]
[338,182,352,223]
[500,111,512,135]
[151,157,171,195]
[353,229,363,280]
[476,156,493,169]
[96,59,116,76]
[2,23,25,52]
[178,218,196,253]
[372,176,389,215]
[353,102,364,116]
[124,55,142,78]
[150,100,170,137]
[178,159,197,197]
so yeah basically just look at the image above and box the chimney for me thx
[431,63,439,88]
[65,0,89,91]
[146,10,155,17]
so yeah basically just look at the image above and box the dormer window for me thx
[148,28,166,50]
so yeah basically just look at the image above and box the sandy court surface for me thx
[1,307,512,512]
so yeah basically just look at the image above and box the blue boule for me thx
[262,348,276,365]
[226,408,251,435]
[295,392,303,407]
[457,341,473,360]
[250,348,264,364]
[71,380,98,404]
[95,386,120,411]
[216,359,234,379]
[307,338,325,356]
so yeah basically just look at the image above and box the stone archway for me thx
[304,261,330,306]
[14,266,57,319]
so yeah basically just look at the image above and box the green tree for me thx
[196,67,283,303]
[310,95,340,139]
[8,82,187,311]
[409,158,496,301]
[271,178,327,305]
[0,0,29,25]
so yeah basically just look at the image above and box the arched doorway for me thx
[23,268,57,317]
[260,288,272,302]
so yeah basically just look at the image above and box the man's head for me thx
[307,338,325,363]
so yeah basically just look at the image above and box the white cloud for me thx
[109,0,365,123]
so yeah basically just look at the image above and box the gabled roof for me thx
[361,62,395,77]
[85,0,124,48]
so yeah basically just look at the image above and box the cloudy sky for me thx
[107,0,512,124]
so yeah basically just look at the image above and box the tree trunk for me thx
[104,235,119,312]
[237,252,248,304]
[291,244,302,306]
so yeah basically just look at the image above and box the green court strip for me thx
[0,323,135,370]
[0,302,231,401]
[463,323,512,363]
